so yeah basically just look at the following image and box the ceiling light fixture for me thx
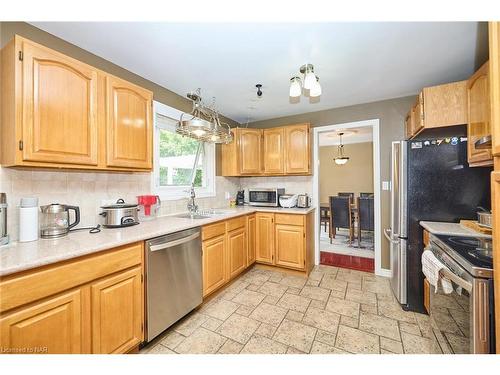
[334,132,350,165]
[289,63,322,99]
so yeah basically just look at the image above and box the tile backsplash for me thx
[239,176,314,202]
[0,167,240,241]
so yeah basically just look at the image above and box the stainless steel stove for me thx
[427,233,494,354]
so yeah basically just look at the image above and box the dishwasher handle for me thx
[149,232,200,252]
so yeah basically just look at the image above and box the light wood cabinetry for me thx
[0,242,144,354]
[405,81,467,139]
[423,278,430,313]
[202,234,226,297]
[275,224,305,270]
[227,226,247,279]
[490,22,500,157]
[105,75,153,169]
[263,128,285,174]
[221,124,311,176]
[90,267,143,354]
[492,171,500,353]
[247,214,256,266]
[467,62,493,166]
[0,35,152,172]
[255,213,275,264]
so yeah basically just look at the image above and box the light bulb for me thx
[289,77,302,97]
[303,70,316,90]
[310,79,322,97]
[192,129,206,137]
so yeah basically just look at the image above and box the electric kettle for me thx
[40,204,80,238]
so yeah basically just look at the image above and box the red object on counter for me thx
[137,195,160,216]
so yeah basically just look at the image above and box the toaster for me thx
[297,194,311,208]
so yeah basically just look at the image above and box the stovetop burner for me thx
[434,234,493,270]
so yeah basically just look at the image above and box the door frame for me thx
[312,119,388,276]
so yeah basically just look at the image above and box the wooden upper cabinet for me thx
[467,62,493,166]
[412,93,424,136]
[285,124,311,174]
[255,213,274,264]
[21,39,99,166]
[489,22,500,157]
[90,266,143,354]
[263,128,285,174]
[239,128,263,174]
[275,224,305,270]
[0,289,87,354]
[105,75,153,169]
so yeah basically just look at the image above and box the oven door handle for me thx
[439,268,473,293]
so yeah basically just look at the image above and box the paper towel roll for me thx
[19,206,39,242]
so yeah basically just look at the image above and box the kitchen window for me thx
[152,101,215,200]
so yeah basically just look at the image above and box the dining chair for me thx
[357,197,374,248]
[338,192,355,201]
[360,192,374,198]
[320,205,330,232]
[329,196,353,244]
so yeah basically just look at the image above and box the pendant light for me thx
[301,64,316,90]
[289,63,322,99]
[309,76,322,98]
[334,132,349,165]
[289,76,302,97]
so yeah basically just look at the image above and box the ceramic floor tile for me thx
[277,293,311,313]
[306,279,321,287]
[314,329,337,346]
[216,313,260,344]
[175,327,227,354]
[232,289,265,308]
[246,283,261,291]
[325,296,360,318]
[309,299,327,310]
[339,315,359,329]
[235,304,255,317]
[286,310,304,322]
[159,331,185,350]
[173,312,209,336]
[286,287,302,295]
[203,299,240,321]
[218,339,244,354]
[273,319,317,353]
[280,275,307,289]
[335,325,380,354]
[380,337,404,354]
[401,332,432,354]
[286,346,307,354]
[258,281,288,298]
[302,306,341,334]
[308,270,325,282]
[240,335,288,354]
[359,312,400,341]
[345,288,377,306]
[360,303,378,315]
[241,272,270,286]
[249,302,288,326]
[310,341,348,354]
[336,270,363,285]
[263,295,280,305]
[146,344,176,354]
[363,279,393,295]
[300,285,331,302]
[201,317,224,331]
[255,323,278,338]
[319,275,348,292]
[399,321,422,336]
[378,300,417,324]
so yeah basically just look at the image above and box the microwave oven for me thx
[248,188,285,207]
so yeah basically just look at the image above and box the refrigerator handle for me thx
[384,228,400,244]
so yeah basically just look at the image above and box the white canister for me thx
[19,197,39,242]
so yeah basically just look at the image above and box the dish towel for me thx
[421,250,454,294]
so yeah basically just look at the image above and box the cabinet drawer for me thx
[0,242,142,313]
[275,214,304,226]
[226,216,246,232]
[202,222,226,241]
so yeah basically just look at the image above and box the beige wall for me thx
[0,21,239,127]
[249,95,416,270]
[319,142,373,204]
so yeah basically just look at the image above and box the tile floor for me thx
[141,265,432,354]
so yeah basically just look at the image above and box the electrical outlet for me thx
[382,181,391,191]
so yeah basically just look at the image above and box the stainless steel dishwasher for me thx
[145,227,202,341]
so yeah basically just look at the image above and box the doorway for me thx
[313,119,384,275]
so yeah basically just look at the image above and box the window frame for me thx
[152,101,216,201]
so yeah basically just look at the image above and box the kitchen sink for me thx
[173,213,210,219]
[199,209,234,216]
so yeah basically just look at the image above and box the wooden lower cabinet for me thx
[91,267,143,354]
[0,289,88,354]
[423,278,430,314]
[202,235,226,297]
[247,214,256,265]
[255,213,275,264]
[227,227,247,279]
[275,224,305,270]
[0,242,144,354]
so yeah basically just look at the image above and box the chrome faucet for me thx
[186,183,198,215]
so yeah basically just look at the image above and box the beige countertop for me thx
[419,221,492,239]
[0,206,315,277]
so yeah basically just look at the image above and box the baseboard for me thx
[376,268,392,278]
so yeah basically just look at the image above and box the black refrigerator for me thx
[387,127,492,313]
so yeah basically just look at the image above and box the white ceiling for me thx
[319,126,373,146]
[31,22,480,123]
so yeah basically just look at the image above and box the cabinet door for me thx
[255,213,274,264]
[467,62,493,165]
[412,94,424,136]
[492,171,500,354]
[275,224,305,270]
[227,228,247,280]
[247,214,256,266]
[0,289,87,354]
[284,124,310,174]
[263,128,284,174]
[106,75,153,169]
[239,128,262,174]
[21,41,98,166]
[202,235,226,297]
[489,22,500,157]
[404,111,412,139]
[91,267,143,354]
[422,81,468,128]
